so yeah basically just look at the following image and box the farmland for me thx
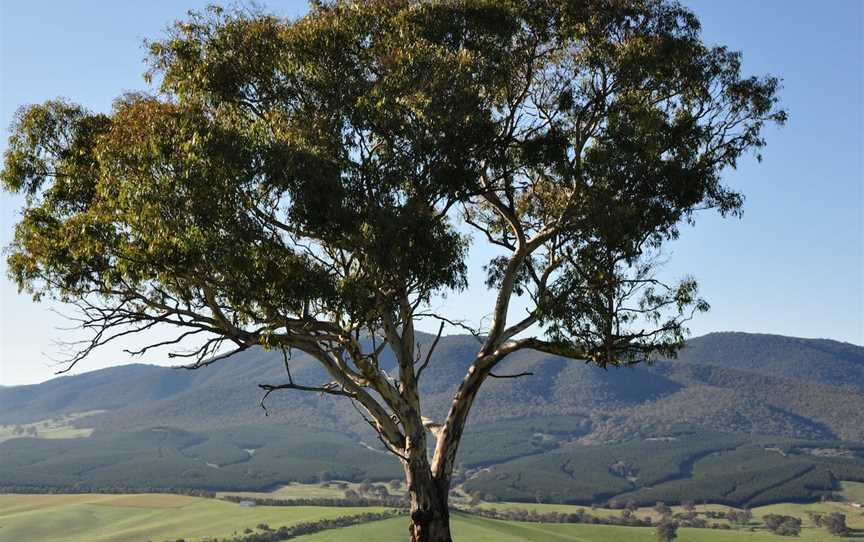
[0,411,103,443]
[0,493,392,542]
[297,513,860,541]
[1,490,862,542]
[2,334,863,510]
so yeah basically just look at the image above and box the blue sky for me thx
[1,1,861,386]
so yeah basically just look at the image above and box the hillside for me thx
[3,332,861,441]
[1,332,863,505]
[673,333,864,391]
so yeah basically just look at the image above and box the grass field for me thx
[478,499,864,528]
[0,494,391,542]
[841,481,864,503]
[1,492,861,541]
[0,411,103,443]
[294,513,854,541]
[218,480,408,500]
[477,501,734,523]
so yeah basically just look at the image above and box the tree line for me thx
[180,510,404,542]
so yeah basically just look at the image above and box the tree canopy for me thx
[2,1,784,540]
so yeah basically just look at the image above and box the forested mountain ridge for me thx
[3,332,863,506]
[672,332,864,391]
[2,332,862,443]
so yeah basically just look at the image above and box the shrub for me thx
[762,514,801,536]
[656,520,678,542]
[822,513,849,537]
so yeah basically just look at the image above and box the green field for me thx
[1,493,861,542]
[841,481,864,503]
[0,494,391,542]
[218,480,408,500]
[0,411,104,443]
[478,498,864,530]
[294,513,856,541]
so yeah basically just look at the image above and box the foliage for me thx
[4,419,860,508]
[460,504,654,527]
[821,512,849,537]
[761,514,802,536]
[1,1,785,538]
[0,424,400,492]
[463,430,864,506]
[655,519,678,542]
[200,510,405,541]
[1,0,784,423]
[727,509,753,526]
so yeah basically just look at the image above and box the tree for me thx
[654,502,672,518]
[822,513,849,537]
[656,519,678,542]
[728,508,753,526]
[762,514,802,536]
[806,511,823,527]
[0,1,784,541]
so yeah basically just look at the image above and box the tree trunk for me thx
[404,455,452,542]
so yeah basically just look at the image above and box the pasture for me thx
[294,513,858,541]
[0,411,103,443]
[1,491,861,541]
[841,481,864,503]
[478,498,864,529]
[0,493,390,542]
[218,480,407,501]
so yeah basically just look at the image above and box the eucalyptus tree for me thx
[2,1,784,540]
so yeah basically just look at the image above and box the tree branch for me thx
[489,371,533,379]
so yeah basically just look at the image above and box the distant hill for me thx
[2,332,863,442]
[673,332,864,391]
[2,332,863,505]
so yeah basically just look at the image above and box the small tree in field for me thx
[727,508,751,526]
[763,514,802,537]
[822,513,850,537]
[656,519,678,542]
[654,501,672,518]
[1,1,783,540]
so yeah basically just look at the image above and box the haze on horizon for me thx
[1,0,862,386]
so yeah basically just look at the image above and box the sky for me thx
[0,1,861,386]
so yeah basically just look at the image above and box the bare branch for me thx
[489,371,534,379]
[416,320,444,381]
[415,312,483,342]
[173,344,249,370]
[258,381,355,400]
[349,399,408,461]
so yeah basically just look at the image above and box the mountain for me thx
[2,332,863,442]
[2,331,863,505]
[673,332,864,391]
